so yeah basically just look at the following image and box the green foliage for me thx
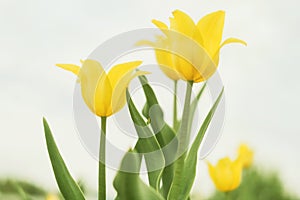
[138,76,224,200]
[113,149,164,200]
[43,118,85,200]
[168,87,223,200]
[0,179,46,200]
[126,90,165,191]
[138,75,178,198]
[0,179,46,196]
[208,167,299,200]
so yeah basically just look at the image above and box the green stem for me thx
[99,117,107,200]
[177,81,193,157]
[225,191,231,200]
[173,80,178,129]
[170,81,193,199]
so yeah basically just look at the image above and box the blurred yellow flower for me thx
[56,60,147,117]
[237,143,254,168]
[152,10,247,82]
[207,157,243,192]
[45,194,59,200]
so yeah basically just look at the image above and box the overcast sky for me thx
[1,0,299,198]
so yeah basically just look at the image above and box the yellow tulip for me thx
[207,157,243,192]
[152,10,247,82]
[56,59,147,117]
[137,36,181,81]
[237,144,254,168]
[45,194,59,200]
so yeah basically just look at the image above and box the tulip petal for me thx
[79,59,112,116]
[154,37,181,80]
[107,61,142,89]
[220,37,247,49]
[152,19,168,30]
[197,11,225,57]
[111,70,150,114]
[213,37,247,66]
[136,40,156,47]
[230,160,242,190]
[152,19,170,37]
[55,64,80,75]
[171,10,196,37]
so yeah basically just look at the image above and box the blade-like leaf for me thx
[43,118,85,200]
[113,149,165,200]
[126,91,165,191]
[168,88,224,200]
[138,75,178,198]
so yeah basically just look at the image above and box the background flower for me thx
[237,144,254,168]
[207,157,243,192]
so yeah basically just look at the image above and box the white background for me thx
[0,0,299,198]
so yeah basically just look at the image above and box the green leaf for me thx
[138,75,178,198]
[43,118,85,200]
[168,88,224,200]
[113,149,165,200]
[126,91,165,191]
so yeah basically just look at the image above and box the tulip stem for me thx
[178,80,193,158]
[173,80,178,130]
[99,116,107,200]
[169,81,193,199]
[225,191,231,200]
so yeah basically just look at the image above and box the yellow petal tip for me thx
[55,63,80,75]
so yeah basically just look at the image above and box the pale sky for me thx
[1,0,299,199]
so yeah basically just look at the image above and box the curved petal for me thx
[107,61,142,89]
[152,19,170,36]
[55,64,80,75]
[213,37,247,66]
[111,70,150,114]
[220,37,247,49]
[154,37,181,80]
[171,10,197,37]
[79,59,112,117]
[197,11,225,57]
[152,19,169,30]
[136,40,156,47]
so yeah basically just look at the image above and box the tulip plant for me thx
[42,9,246,200]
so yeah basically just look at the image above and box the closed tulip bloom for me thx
[237,144,254,168]
[152,10,247,82]
[56,60,147,117]
[207,157,243,192]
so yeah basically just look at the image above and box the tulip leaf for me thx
[126,91,165,191]
[42,118,85,200]
[167,88,224,200]
[138,75,178,198]
[113,149,165,200]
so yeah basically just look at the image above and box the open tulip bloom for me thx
[42,9,246,200]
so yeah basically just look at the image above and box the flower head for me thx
[56,60,147,117]
[237,143,254,168]
[45,194,60,200]
[151,10,246,82]
[207,157,243,192]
